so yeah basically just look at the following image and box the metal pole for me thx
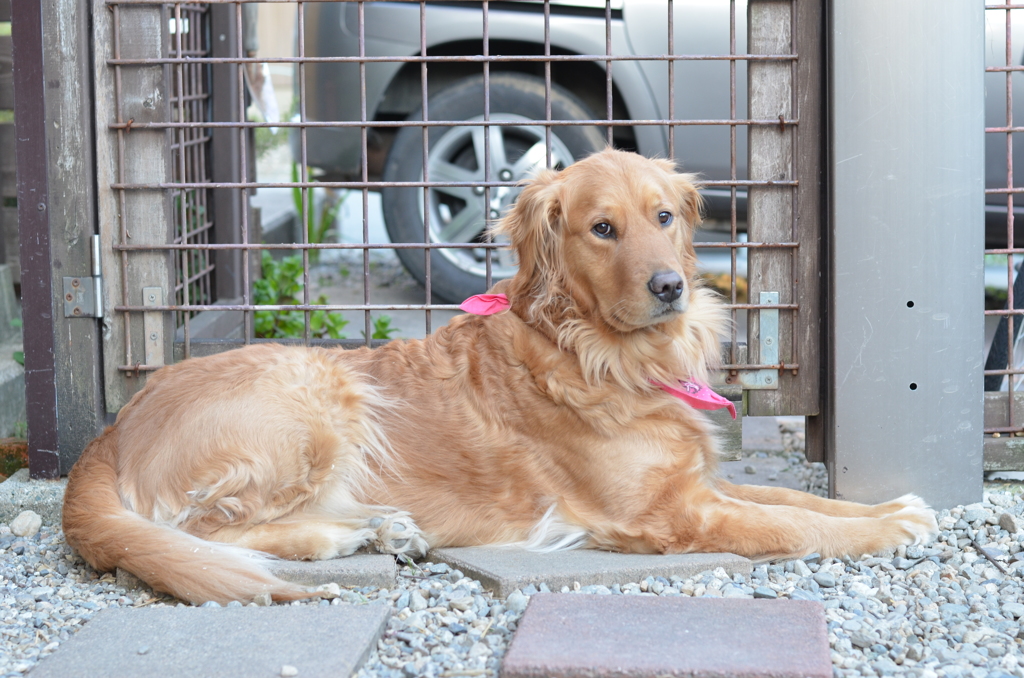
[827,0,984,508]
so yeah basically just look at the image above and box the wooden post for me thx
[93,0,174,412]
[746,0,822,423]
[14,0,105,476]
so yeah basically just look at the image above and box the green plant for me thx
[254,252,348,339]
[0,442,26,479]
[9,318,22,366]
[292,164,346,265]
[0,418,27,478]
[362,315,399,341]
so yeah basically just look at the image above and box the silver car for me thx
[297,1,1019,303]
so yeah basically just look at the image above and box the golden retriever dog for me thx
[63,149,938,605]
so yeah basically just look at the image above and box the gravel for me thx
[2,426,1023,678]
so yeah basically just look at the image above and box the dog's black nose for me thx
[648,271,684,304]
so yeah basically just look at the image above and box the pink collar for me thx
[459,294,736,419]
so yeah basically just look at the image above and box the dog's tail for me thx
[63,426,314,605]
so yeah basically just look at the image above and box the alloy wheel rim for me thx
[419,114,575,280]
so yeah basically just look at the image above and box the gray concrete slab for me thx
[428,547,751,598]
[266,554,397,587]
[502,594,831,678]
[29,604,390,678]
[117,554,397,595]
[0,468,65,525]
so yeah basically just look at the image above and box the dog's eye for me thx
[658,211,674,227]
[592,222,614,239]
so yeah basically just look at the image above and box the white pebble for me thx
[409,590,427,612]
[280,665,299,677]
[792,559,811,577]
[505,590,528,614]
[10,510,42,538]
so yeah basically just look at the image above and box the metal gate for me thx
[984,1,1024,472]
[20,0,825,475]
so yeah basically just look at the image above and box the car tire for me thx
[381,73,606,304]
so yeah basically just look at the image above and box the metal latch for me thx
[63,235,103,318]
[720,291,781,391]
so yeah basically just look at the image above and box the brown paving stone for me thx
[502,593,831,678]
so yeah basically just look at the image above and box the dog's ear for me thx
[649,158,704,230]
[493,169,565,314]
[672,171,704,231]
[659,164,704,277]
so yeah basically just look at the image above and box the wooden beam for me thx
[93,0,174,412]
[747,0,823,419]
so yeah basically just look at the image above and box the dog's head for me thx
[496,148,705,334]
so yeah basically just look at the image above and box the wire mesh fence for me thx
[97,0,813,409]
[985,2,1024,437]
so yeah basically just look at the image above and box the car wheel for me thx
[382,73,606,304]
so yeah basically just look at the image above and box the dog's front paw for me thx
[870,493,929,517]
[369,514,429,559]
[886,504,939,547]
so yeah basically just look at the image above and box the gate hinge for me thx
[63,235,104,319]
[714,291,781,391]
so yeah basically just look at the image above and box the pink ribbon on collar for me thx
[460,294,736,419]
[460,293,511,315]
[657,380,737,419]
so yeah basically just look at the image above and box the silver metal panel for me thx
[830,1,984,508]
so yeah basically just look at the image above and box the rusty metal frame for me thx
[99,0,812,402]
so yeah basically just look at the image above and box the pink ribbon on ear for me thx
[460,293,511,315]
[657,380,737,419]
[460,294,736,419]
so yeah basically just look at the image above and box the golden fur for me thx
[63,149,938,604]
